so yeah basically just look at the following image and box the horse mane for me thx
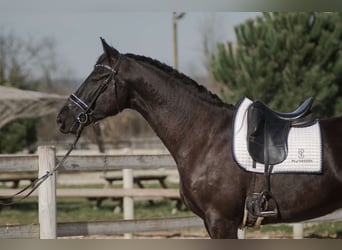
[125,53,234,109]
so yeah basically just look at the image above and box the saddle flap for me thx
[247,102,290,165]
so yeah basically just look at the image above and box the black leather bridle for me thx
[69,54,122,127]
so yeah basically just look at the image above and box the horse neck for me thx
[126,60,230,160]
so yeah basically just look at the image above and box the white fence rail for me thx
[0,145,341,239]
[0,152,176,172]
[0,216,204,239]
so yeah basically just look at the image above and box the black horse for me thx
[57,38,342,238]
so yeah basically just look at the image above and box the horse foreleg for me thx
[204,212,240,239]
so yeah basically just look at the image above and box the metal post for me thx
[173,12,178,70]
[172,12,185,70]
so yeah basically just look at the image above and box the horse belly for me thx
[263,173,341,223]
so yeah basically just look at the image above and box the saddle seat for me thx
[254,97,314,121]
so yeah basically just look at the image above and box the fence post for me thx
[237,228,245,239]
[38,146,57,239]
[293,223,304,239]
[123,168,134,239]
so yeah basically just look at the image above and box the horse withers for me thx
[57,38,342,238]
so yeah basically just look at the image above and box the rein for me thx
[0,125,83,206]
[0,55,122,206]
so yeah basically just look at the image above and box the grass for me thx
[0,198,193,225]
[304,221,342,238]
[0,185,193,226]
[0,199,39,225]
[1,183,342,238]
[2,197,342,239]
[259,224,293,234]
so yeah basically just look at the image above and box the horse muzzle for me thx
[56,110,79,135]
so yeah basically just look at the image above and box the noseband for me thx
[69,55,122,126]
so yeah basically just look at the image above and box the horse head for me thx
[57,38,129,134]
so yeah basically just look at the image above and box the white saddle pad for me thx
[232,97,323,174]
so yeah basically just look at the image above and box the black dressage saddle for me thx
[243,97,316,221]
[247,97,315,166]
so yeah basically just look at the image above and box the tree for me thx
[0,31,58,90]
[211,12,342,117]
[0,119,37,153]
[0,31,58,153]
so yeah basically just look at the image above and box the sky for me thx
[0,1,260,80]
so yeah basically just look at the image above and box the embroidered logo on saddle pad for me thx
[232,97,322,174]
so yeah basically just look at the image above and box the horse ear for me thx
[100,37,119,60]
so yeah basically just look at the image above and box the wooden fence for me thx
[0,146,206,239]
[0,145,341,239]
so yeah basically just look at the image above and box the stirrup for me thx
[258,209,278,217]
[246,192,278,218]
[256,191,278,217]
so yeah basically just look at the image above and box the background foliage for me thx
[0,30,155,153]
[0,31,58,153]
[211,12,342,118]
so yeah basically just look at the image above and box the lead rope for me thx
[0,123,84,206]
